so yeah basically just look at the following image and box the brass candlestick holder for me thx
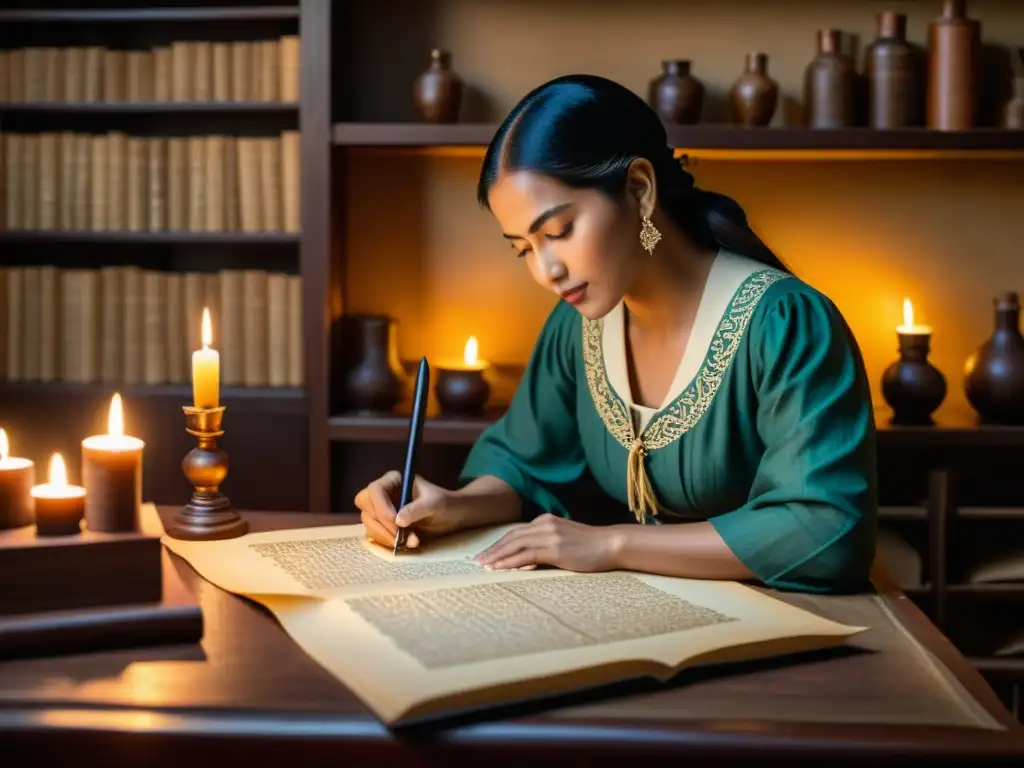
[165,405,248,541]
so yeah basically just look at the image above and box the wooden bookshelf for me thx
[0,1,313,518]
[0,102,298,114]
[0,7,299,23]
[0,231,299,245]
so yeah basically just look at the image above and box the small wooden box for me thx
[0,524,162,616]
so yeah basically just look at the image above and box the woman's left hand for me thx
[474,513,620,572]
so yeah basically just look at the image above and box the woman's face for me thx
[486,169,646,320]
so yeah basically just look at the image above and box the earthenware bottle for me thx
[730,52,778,126]
[965,293,1024,425]
[649,60,704,124]
[804,29,857,128]
[413,49,462,123]
[864,11,923,127]
[927,0,980,130]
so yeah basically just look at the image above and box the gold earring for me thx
[639,216,661,254]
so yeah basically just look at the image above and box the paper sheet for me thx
[163,521,867,725]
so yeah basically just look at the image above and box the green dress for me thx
[460,251,878,594]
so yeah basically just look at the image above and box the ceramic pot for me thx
[927,0,981,130]
[413,49,462,123]
[804,29,857,128]
[881,334,947,425]
[336,315,405,414]
[648,60,704,124]
[965,292,1024,424]
[730,52,778,126]
[865,11,923,128]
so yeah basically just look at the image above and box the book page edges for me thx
[254,590,864,726]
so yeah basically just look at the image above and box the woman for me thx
[355,74,878,594]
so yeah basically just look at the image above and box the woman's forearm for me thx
[448,475,523,530]
[609,521,757,582]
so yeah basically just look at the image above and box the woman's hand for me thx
[354,471,462,549]
[474,513,621,572]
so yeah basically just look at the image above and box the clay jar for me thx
[864,11,923,128]
[413,49,462,123]
[927,0,981,131]
[804,29,857,128]
[336,315,406,414]
[648,60,703,124]
[964,292,1024,425]
[730,52,778,126]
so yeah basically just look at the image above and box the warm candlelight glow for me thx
[464,336,478,367]
[192,306,220,409]
[48,452,67,488]
[31,452,85,500]
[896,297,933,335]
[81,394,146,453]
[0,427,31,471]
[201,306,213,348]
[108,392,124,437]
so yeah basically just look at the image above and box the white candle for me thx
[192,307,220,409]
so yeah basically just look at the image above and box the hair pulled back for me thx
[477,74,788,273]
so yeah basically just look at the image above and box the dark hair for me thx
[477,74,788,273]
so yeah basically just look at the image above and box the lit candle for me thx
[0,428,35,530]
[81,393,145,532]
[896,297,933,336]
[31,453,86,537]
[458,336,489,371]
[435,335,491,417]
[882,296,946,425]
[192,306,220,409]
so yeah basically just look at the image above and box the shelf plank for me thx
[325,407,1024,447]
[879,506,927,521]
[969,657,1024,678]
[332,122,1024,158]
[958,507,1024,520]
[0,231,299,245]
[0,382,306,414]
[0,101,297,114]
[327,411,502,446]
[0,6,299,22]
[947,584,1024,597]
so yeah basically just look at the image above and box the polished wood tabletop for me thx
[1,507,1022,766]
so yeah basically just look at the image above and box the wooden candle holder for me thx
[0,504,203,659]
[165,405,248,541]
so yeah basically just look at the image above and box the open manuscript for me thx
[162,517,867,726]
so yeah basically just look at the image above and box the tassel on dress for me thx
[626,437,660,524]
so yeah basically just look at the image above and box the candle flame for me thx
[108,393,124,437]
[0,428,7,462]
[903,298,914,328]
[464,336,478,366]
[201,307,213,348]
[48,452,67,487]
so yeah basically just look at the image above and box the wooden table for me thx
[1,507,1022,766]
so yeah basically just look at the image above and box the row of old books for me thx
[0,36,299,103]
[1,130,299,234]
[0,265,303,389]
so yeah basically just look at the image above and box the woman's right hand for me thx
[353,471,462,550]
